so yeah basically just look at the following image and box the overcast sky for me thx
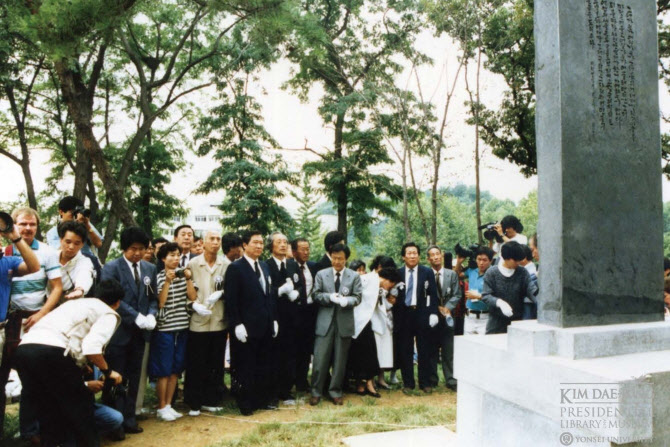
[1,28,669,214]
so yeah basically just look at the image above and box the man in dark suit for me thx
[309,244,362,406]
[224,230,278,416]
[394,242,440,394]
[315,231,345,271]
[101,227,157,435]
[426,245,461,391]
[156,224,197,272]
[265,232,300,402]
[288,238,319,393]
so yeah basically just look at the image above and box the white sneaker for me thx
[201,405,223,412]
[157,407,176,422]
[188,410,201,417]
[283,399,296,406]
[165,405,183,419]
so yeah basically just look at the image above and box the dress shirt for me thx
[298,262,313,296]
[58,251,94,295]
[244,254,266,293]
[404,267,418,306]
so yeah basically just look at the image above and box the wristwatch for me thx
[11,236,21,244]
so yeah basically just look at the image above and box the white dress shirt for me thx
[244,254,266,293]
[404,267,418,306]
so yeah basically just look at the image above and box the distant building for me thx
[169,204,225,237]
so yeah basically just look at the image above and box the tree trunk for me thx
[334,112,347,240]
[474,47,483,244]
[54,59,137,231]
[72,134,91,201]
[402,144,411,242]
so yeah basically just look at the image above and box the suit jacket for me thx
[394,264,439,330]
[267,257,300,328]
[224,257,277,338]
[101,257,158,345]
[315,254,331,272]
[313,267,362,337]
[434,267,461,312]
[287,259,318,304]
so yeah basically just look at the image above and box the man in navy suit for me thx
[393,242,440,394]
[101,227,157,434]
[224,230,279,416]
[289,238,319,393]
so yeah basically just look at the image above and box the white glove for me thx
[330,293,341,305]
[278,279,294,296]
[307,295,313,305]
[144,314,157,330]
[496,299,514,317]
[205,290,223,307]
[429,314,438,328]
[235,324,248,343]
[337,296,348,308]
[192,302,212,316]
[273,320,279,338]
[287,290,299,302]
[135,313,149,329]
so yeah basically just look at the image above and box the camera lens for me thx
[0,212,13,233]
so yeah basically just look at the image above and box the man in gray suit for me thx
[309,243,362,406]
[427,245,461,391]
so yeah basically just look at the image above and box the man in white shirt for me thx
[15,279,124,447]
[55,221,95,300]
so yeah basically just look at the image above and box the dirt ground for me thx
[100,389,456,447]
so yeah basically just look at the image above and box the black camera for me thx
[72,206,91,220]
[479,222,503,243]
[0,212,13,233]
[103,376,129,402]
[175,268,186,278]
[454,243,481,270]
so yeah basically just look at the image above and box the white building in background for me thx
[169,203,225,237]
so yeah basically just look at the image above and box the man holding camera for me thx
[46,196,103,258]
[456,246,495,336]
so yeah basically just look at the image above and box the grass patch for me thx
[212,400,455,447]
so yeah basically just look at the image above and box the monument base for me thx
[455,320,670,446]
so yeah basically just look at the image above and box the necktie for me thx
[254,261,264,293]
[405,269,414,306]
[132,262,140,291]
[436,271,443,305]
[299,264,307,302]
[335,272,341,293]
[181,255,187,268]
[280,260,286,281]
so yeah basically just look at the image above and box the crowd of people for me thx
[0,196,544,446]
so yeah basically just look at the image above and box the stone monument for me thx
[454,0,669,445]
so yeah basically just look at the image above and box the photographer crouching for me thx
[14,280,125,447]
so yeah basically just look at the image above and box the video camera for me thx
[479,222,504,243]
[102,375,129,402]
[0,212,13,233]
[72,206,91,220]
[175,268,186,278]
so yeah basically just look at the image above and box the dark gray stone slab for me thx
[535,0,663,327]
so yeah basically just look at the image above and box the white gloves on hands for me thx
[235,324,248,343]
[192,302,212,316]
[288,290,300,302]
[135,314,149,329]
[330,293,340,305]
[205,290,223,307]
[144,314,157,330]
[429,314,438,328]
[307,295,313,305]
[273,320,279,338]
[278,279,294,296]
[496,299,514,317]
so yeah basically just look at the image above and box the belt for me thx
[468,310,488,318]
[408,305,417,310]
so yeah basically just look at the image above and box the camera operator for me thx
[481,241,539,334]
[492,215,528,254]
[55,221,95,300]
[15,279,124,446]
[47,196,103,258]
[456,246,495,336]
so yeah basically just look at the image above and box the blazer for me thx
[435,267,461,312]
[394,264,439,329]
[287,259,319,304]
[224,257,277,338]
[267,257,300,328]
[101,257,158,345]
[312,267,362,337]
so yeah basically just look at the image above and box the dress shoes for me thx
[421,387,433,394]
[309,396,321,406]
[402,387,414,395]
[123,425,144,434]
[447,383,457,392]
[106,428,125,442]
[240,408,254,416]
[365,389,381,398]
[332,397,344,406]
[375,381,391,391]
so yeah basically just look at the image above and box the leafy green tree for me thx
[196,75,294,235]
[284,0,422,243]
[291,173,323,241]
